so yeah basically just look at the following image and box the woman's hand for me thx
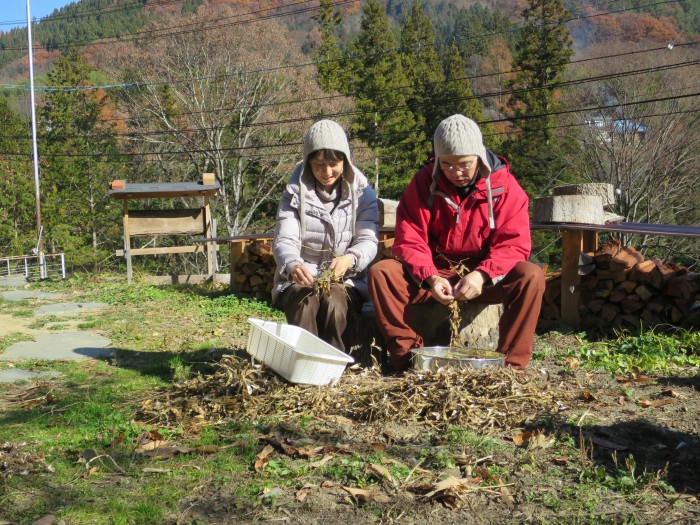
[290,264,315,287]
[329,254,356,280]
[453,270,487,301]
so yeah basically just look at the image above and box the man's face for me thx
[439,155,479,188]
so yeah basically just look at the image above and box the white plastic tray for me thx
[246,318,354,385]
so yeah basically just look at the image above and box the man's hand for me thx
[453,270,487,301]
[329,254,355,280]
[290,264,315,287]
[425,275,454,305]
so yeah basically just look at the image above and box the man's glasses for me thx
[439,160,476,173]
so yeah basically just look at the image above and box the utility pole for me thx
[26,0,43,256]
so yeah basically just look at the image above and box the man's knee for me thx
[368,258,397,294]
[513,261,545,291]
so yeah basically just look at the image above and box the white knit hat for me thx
[433,114,491,174]
[430,114,496,230]
[303,120,352,164]
[298,119,359,238]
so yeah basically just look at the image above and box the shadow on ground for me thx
[558,417,700,496]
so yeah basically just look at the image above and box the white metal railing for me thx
[0,253,66,280]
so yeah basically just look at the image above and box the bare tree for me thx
[566,41,700,263]
[106,5,344,235]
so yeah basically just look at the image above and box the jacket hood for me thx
[428,148,507,231]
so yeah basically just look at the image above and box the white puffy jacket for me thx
[272,161,379,303]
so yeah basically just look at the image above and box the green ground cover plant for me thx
[558,330,700,375]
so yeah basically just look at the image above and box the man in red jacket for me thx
[368,114,545,372]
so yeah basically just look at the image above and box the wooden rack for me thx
[109,181,221,283]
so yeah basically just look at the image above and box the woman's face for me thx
[310,151,344,192]
[439,154,479,188]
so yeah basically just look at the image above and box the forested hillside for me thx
[0,0,698,274]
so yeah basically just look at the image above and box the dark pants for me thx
[368,259,545,371]
[276,284,363,352]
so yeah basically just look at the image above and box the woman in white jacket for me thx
[272,120,379,351]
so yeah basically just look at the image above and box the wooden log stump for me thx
[407,302,501,350]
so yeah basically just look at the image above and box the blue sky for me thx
[1,1,77,31]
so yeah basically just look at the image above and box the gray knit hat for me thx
[303,120,352,164]
[433,114,491,174]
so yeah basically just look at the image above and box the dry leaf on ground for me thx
[342,485,390,505]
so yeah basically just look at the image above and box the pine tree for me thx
[347,0,424,198]
[181,0,204,15]
[312,0,344,93]
[0,97,35,255]
[440,43,486,126]
[502,0,574,196]
[39,49,122,267]
[400,0,444,145]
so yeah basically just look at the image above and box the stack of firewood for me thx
[231,240,275,300]
[231,238,397,302]
[541,239,700,330]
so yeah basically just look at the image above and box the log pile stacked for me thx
[231,238,397,302]
[230,240,275,300]
[541,239,700,330]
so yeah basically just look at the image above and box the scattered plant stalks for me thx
[314,264,341,297]
[436,253,471,349]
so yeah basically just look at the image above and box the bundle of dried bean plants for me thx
[314,265,340,297]
[137,356,570,435]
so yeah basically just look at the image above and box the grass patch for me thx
[447,425,508,456]
[0,276,286,524]
[0,331,34,353]
[28,315,66,329]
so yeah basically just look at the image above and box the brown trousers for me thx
[276,284,363,352]
[368,259,545,371]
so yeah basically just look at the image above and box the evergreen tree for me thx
[347,0,424,198]
[502,0,574,196]
[440,43,485,127]
[0,97,35,255]
[454,4,517,59]
[312,0,344,93]
[400,0,444,145]
[454,6,488,57]
[39,49,122,268]
[181,0,204,15]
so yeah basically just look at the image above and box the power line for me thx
[2,36,693,100]
[0,0,680,70]
[0,0,688,128]
[1,53,697,142]
[3,38,692,139]
[0,0,353,52]
[2,92,698,159]
[0,1,177,27]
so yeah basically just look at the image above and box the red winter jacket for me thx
[393,152,531,284]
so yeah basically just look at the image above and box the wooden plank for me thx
[531,221,700,238]
[561,230,584,327]
[203,196,215,276]
[127,209,205,236]
[116,245,214,256]
[582,230,598,252]
[108,182,220,200]
[229,240,247,291]
[123,200,132,284]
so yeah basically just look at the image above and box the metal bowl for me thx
[411,346,504,372]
